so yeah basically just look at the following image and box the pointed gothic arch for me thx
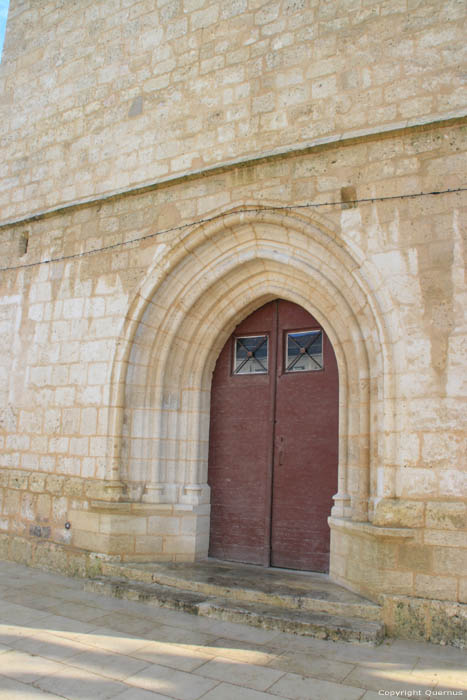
[104,209,395,537]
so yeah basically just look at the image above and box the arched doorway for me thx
[208,299,339,572]
[110,209,388,569]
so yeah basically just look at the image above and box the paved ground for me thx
[0,560,465,700]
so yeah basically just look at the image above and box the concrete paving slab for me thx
[193,655,285,691]
[267,650,356,682]
[268,672,365,699]
[69,627,155,655]
[124,662,219,699]
[6,629,95,661]
[34,665,129,699]
[192,683,289,700]
[0,560,465,700]
[201,638,281,665]
[28,612,101,635]
[114,688,179,700]
[0,648,66,683]
[89,611,161,637]
[130,639,214,672]
[0,601,52,625]
[0,676,64,699]
[64,646,152,681]
[343,664,437,694]
[45,600,113,622]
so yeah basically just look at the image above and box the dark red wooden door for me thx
[208,299,338,572]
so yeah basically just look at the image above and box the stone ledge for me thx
[329,516,420,541]
[89,501,175,515]
[1,110,466,231]
[88,501,210,516]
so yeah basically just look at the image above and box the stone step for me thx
[99,559,382,622]
[86,559,385,644]
[86,576,208,615]
[85,575,385,644]
[199,598,386,645]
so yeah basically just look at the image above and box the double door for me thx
[207,299,338,572]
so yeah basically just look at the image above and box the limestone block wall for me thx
[0,0,465,221]
[0,122,466,610]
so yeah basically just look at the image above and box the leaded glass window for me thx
[234,335,268,374]
[286,330,323,372]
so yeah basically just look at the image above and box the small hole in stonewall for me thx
[20,232,29,256]
[341,186,357,209]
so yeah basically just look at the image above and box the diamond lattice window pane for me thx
[286,331,323,372]
[234,335,268,374]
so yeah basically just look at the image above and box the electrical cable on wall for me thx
[0,186,465,273]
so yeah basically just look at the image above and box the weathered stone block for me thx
[36,494,51,522]
[68,509,100,533]
[135,535,163,554]
[63,477,84,497]
[21,492,35,520]
[348,533,399,570]
[348,560,414,597]
[65,551,88,578]
[429,601,467,649]
[432,547,467,577]
[9,536,33,565]
[46,475,65,495]
[100,515,147,535]
[372,498,424,528]
[29,524,51,539]
[52,496,68,522]
[85,555,103,578]
[181,514,210,536]
[0,534,9,559]
[163,535,197,555]
[105,534,134,556]
[459,577,467,604]
[29,474,46,492]
[384,596,428,642]
[4,489,20,515]
[426,501,467,530]
[72,530,108,553]
[423,529,467,547]
[414,573,458,602]
[9,470,29,490]
[148,515,180,535]
[398,544,433,573]
[84,481,113,500]
[34,541,69,574]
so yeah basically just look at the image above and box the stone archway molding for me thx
[105,208,395,525]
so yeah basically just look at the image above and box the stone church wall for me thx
[0,0,466,644]
[0,0,465,221]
